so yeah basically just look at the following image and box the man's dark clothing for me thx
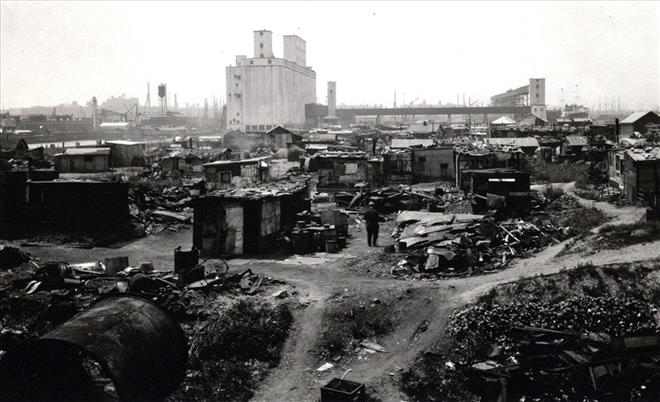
[364,207,380,247]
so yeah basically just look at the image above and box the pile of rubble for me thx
[339,184,468,213]
[388,192,604,278]
[446,295,660,401]
[0,246,282,355]
[390,210,566,277]
[288,210,349,254]
[129,181,197,235]
[468,326,660,401]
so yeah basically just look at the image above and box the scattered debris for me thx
[317,362,335,372]
[360,340,386,353]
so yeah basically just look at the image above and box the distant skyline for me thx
[1,1,659,111]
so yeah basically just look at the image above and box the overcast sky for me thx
[1,1,658,110]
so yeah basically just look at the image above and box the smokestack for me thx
[91,97,98,129]
[327,81,337,118]
[615,118,620,143]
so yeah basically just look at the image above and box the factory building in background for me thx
[226,30,317,132]
[491,78,547,121]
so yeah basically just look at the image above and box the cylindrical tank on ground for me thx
[0,296,187,402]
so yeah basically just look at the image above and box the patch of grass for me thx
[318,299,394,357]
[598,221,660,249]
[531,159,589,184]
[542,185,565,202]
[191,299,293,364]
[172,299,293,402]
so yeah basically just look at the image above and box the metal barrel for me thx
[0,296,187,402]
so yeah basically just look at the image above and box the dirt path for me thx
[11,190,656,402]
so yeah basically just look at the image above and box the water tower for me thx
[158,83,168,114]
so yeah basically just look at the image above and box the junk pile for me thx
[129,182,194,235]
[0,245,295,401]
[390,210,568,277]
[346,185,467,213]
[467,327,660,402]
[444,293,660,402]
[289,209,350,254]
[0,246,278,355]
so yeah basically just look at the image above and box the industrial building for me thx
[226,30,317,132]
[491,78,547,121]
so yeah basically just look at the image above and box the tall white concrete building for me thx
[226,30,316,131]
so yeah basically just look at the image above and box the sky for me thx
[1,1,659,111]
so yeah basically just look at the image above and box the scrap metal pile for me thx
[0,246,276,358]
[388,192,599,277]
[128,180,198,235]
[390,210,565,277]
[446,296,660,401]
[340,184,468,213]
[289,209,349,254]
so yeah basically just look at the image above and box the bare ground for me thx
[11,186,659,402]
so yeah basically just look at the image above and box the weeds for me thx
[173,299,293,402]
[531,159,589,184]
[318,300,394,357]
[598,221,660,249]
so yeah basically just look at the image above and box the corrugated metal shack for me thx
[412,147,455,182]
[455,148,526,188]
[0,171,29,238]
[193,179,310,256]
[622,148,660,210]
[203,156,271,190]
[461,168,531,214]
[105,140,148,167]
[306,150,368,189]
[54,148,111,173]
[26,180,129,234]
[383,150,413,184]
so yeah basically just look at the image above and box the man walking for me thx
[363,201,380,247]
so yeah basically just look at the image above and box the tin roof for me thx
[621,111,658,124]
[203,177,309,200]
[565,135,589,146]
[203,156,270,167]
[55,147,110,156]
[486,137,539,148]
[626,147,660,162]
[105,140,144,146]
[390,139,435,149]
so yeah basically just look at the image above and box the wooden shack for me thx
[192,179,309,256]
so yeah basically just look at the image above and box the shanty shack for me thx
[192,179,309,256]
[562,135,589,158]
[486,137,540,155]
[383,150,413,184]
[0,139,45,162]
[160,152,204,175]
[203,156,271,190]
[54,147,110,173]
[105,140,148,167]
[26,180,129,234]
[306,151,368,189]
[390,138,435,149]
[622,148,660,211]
[608,148,625,189]
[266,125,302,149]
[412,147,455,182]
[455,148,526,188]
[620,111,660,139]
[461,168,531,214]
